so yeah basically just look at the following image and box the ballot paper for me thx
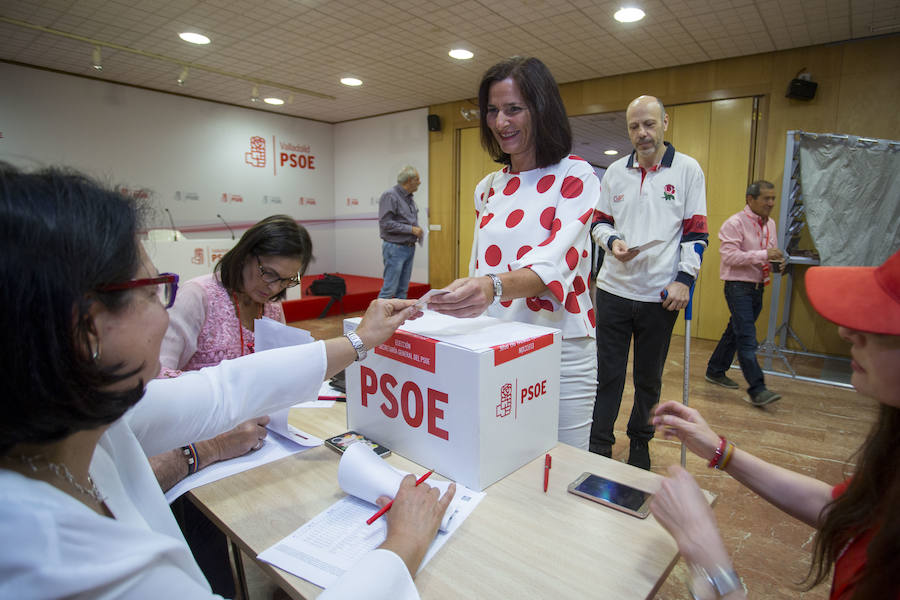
[627,239,664,253]
[257,443,485,589]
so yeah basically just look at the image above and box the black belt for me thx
[390,241,416,247]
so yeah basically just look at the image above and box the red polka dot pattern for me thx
[547,281,564,303]
[566,247,579,270]
[582,249,588,258]
[588,308,596,327]
[500,300,513,308]
[488,187,496,198]
[525,297,541,312]
[551,219,562,233]
[538,232,556,247]
[480,213,494,228]
[484,244,502,267]
[560,176,583,199]
[539,207,555,229]
[573,275,586,295]
[565,292,579,313]
[503,177,521,195]
[578,208,593,224]
[536,175,555,193]
[506,209,524,228]
[516,245,532,259]
[538,298,554,311]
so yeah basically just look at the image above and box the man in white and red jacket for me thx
[590,95,708,470]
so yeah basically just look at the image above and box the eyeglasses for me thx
[256,256,301,288]
[97,273,180,309]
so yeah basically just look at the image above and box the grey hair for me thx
[397,165,419,185]
[746,180,775,198]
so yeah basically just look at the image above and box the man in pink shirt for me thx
[705,180,784,406]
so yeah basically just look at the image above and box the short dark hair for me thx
[746,180,775,198]
[216,215,314,301]
[478,56,572,169]
[0,164,148,454]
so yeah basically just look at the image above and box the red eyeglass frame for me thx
[97,273,180,308]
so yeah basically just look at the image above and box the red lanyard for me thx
[233,294,263,356]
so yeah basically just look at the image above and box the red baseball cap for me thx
[805,248,900,335]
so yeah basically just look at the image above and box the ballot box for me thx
[344,312,560,491]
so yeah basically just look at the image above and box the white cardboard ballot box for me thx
[343,312,560,491]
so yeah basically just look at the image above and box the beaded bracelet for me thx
[181,444,198,475]
[708,436,727,469]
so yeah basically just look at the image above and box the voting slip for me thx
[257,443,484,589]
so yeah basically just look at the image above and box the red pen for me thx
[366,470,433,525]
[543,453,552,492]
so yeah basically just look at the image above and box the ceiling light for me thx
[91,46,102,71]
[176,67,189,86]
[179,32,210,45]
[250,85,260,103]
[449,49,474,60]
[604,150,619,155]
[614,7,645,23]
[340,77,363,87]
[264,97,284,105]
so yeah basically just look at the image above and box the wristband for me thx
[182,444,198,475]
[708,436,727,469]
[719,442,735,471]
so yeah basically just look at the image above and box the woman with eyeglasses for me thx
[0,165,452,599]
[148,215,314,595]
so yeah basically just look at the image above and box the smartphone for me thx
[567,472,652,519]
[324,431,391,458]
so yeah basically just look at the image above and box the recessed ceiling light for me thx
[614,7,645,23]
[604,149,619,155]
[264,97,284,105]
[341,77,363,87]
[449,49,474,60]
[179,32,211,45]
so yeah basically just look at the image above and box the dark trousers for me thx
[706,280,766,395]
[590,289,678,450]
[172,495,235,598]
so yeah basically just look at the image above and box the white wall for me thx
[333,109,429,281]
[0,62,431,282]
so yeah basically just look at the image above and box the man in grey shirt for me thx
[378,165,423,298]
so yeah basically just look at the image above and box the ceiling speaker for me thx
[427,114,441,132]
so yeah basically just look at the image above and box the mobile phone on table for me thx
[567,472,652,519]
[324,431,391,458]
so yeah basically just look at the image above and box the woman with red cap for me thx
[648,248,900,600]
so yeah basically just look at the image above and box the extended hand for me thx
[379,475,456,577]
[355,299,422,349]
[411,226,424,240]
[651,401,720,462]
[426,276,493,318]
[213,415,271,461]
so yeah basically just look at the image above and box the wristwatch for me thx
[486,273,503,302]
[689,564,742,599]
[345,331,367,362]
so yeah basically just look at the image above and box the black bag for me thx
[306,274,347,318]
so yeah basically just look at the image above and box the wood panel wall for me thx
[427,34,900,356]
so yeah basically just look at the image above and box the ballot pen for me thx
[366,470,434,525]
[543,453,552,492]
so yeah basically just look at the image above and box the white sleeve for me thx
[591,170,619,249]
[159,280,207,370]
[319,549,419,600]
[126,341,327,457]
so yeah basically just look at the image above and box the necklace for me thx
[8,454,106,504]
[232,293,264,355]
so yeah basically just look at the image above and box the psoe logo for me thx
[496,383,512,418]
[245,136,266,168]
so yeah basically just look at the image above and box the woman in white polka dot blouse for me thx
[429,56,601,450]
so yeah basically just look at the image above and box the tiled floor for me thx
[239,312,872,599]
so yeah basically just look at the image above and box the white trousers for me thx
[557,336,598,451]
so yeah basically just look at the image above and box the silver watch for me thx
[344,331,367,361]
[486,273,503,301]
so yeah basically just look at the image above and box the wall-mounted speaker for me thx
[427,114,441,132]
[786,78,818,100]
